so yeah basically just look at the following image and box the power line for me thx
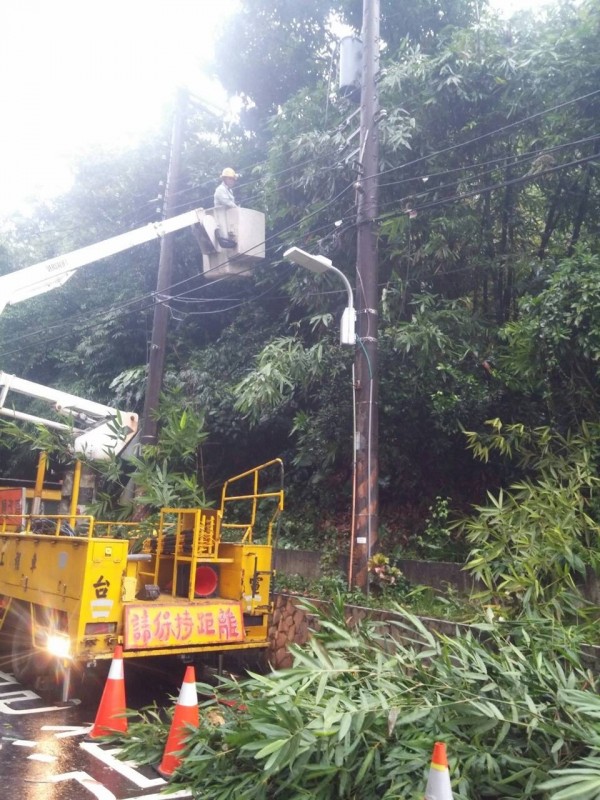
[373,88,600,181]
[7,84,597,251]
[0,201,350,359]
[1,145,596,361]
[2,130,595,350]
[377,132,600,192]
[376,151,600,222]
[2,92,599,359]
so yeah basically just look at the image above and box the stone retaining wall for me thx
[267,593,312,668]
[267,592,600,671]
[267,592,464,670]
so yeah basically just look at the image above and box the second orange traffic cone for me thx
[157,665,199,779]
[424,742,454,799]
[88,645,128,738]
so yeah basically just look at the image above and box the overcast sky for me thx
[0,0,239,217]
[0,0,554,220]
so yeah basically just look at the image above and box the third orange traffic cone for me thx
[424,742,454,799]
[157,665,199,779]
[88,645,127,738]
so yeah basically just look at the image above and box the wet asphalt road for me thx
[0,657,194,800]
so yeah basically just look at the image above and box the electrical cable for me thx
[2,102,598,357]
[371,88,600,182]
[0,202,349,358]
[376,151,600,223]
[2,182,353,342]
[0,144,593,360]
[2,140,593,352]
[10,85,597,248]
[377,132,600,192]
[161,265,295,317]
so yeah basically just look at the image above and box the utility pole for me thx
[352,0,380,591]
[139,88,187,447]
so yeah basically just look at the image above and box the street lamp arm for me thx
[325,263,354,312]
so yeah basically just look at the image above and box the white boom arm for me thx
[0,207,208,314]
[0,371,138,460]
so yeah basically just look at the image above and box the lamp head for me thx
[283,247,332,274]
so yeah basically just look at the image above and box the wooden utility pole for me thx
[352,0,380,591]
[139,88,187,447]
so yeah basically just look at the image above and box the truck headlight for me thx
[47,633,71,659]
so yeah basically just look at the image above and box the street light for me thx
[283,247,356,346]
[284,245,359,591]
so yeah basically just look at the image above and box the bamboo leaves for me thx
[113,601,600,799]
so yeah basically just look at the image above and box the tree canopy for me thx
[1,0,599,549]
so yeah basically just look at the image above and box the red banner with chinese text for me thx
[123,602,245,650]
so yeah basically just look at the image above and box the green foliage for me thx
[234,336,325,424]
[4,11,600,795]
[541,755,600,799]
[116,603,600,799]
[460,420,600,620]
[214,0,338,130]
[0,418,73,463]
[274,569,476,621]
[376,290,497,510]
[413,495,465,561]
[111,703,171,766]
[90,392,209,518]
[368,553,405,591]
[143,395,207,466]
[2,0,600,555]
[500,250,600,424]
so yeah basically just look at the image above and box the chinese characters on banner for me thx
[124,603,244,649]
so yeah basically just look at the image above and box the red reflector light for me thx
[85,622,117,635]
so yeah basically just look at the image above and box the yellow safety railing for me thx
[220,458,284,545]
[0,513,140,539]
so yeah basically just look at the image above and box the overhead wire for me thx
[9,85,597,246]
[377,132,600,192]
[2,87,599,359]
[0,190,354,359]
[149,92,600,226]
[376,151,600,223]
[1,143,596,359]
[372,88,600,182]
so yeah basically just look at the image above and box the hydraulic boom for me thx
[0,207,210,314]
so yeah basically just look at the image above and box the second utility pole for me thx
[140,88,187,447]
[352,0,380,591]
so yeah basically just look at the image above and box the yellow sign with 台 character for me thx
[123,602,245,650]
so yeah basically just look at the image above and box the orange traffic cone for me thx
[157,665,199,779]
[424,742,454,799]
[88,645,127,738]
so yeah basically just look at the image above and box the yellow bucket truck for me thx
[0,459,283,701]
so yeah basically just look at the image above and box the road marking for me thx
[28,753,57,762]
[127,793,192,799]
[0,689,64,714]
[1,684,193,800]
[50,771,116,800]
[42,724,93,738]
[81,742,165,788]
[0,673,70,715]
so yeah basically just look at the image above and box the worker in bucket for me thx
[213,167,239,248]
[214,167,238,208]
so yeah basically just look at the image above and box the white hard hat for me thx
[221,167,238,179]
